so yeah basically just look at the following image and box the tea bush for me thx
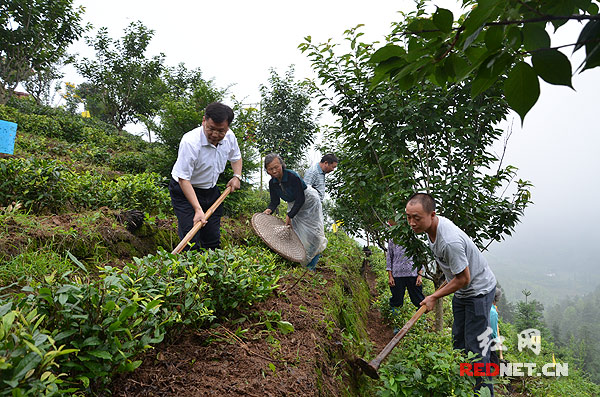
[100,173,170,213]
[0,303,78,396]
[0,158,170,214]
[0,158,75,213]
[0,246,280,394]
[109,152,148,174]
[377,327,477,397]
[222,187,271,218]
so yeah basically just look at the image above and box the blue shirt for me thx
[386,240,419,277]
[303,162,326,201]
[267,169,307,218]
[490,304,499,339]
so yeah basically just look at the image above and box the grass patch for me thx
[0,249,76,285]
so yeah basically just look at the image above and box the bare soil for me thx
[111,261,393,396]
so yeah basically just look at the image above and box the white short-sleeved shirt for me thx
[171,126,242,189]
[428,216,496,298]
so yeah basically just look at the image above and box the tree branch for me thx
[398,14,600,37]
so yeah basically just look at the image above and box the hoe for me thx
[356,281,447,379]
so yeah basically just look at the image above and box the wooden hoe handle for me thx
[356,281,447,379]
[171,186,232,255]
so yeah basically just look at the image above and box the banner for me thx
[0,119,18,155]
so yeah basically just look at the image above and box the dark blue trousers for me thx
[389,276,425,309]
[169,179,223,250]
[452,287,496,396]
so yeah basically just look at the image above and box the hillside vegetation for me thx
[1,100,598,396]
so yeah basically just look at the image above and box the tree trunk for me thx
[433,271,446,332]
[259,154,263,191]
[434,297,444,331]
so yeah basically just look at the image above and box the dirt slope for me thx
[111,263,392,396]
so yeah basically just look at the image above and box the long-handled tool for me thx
[356,281,447,379]
[171,186,231,254]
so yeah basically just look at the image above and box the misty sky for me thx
[68,1,600,299]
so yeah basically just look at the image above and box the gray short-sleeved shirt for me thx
[428,216,496,298]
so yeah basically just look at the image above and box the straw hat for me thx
[251,213,307,263]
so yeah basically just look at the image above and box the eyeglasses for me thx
[205,124,228,136]
[266,164,280,173]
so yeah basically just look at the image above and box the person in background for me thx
[263,153,327,271]
[386,221,425,311]
[169,102,242,250]
[303,153,338,202]
[490,288,502,366]
[405,192,496,396]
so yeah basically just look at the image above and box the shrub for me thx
[101,173,170,213]
[0,245,280,394]
[377,328,477,397]
[109,152,147,174]
[0,158,170,214]
[70,142,111,165]
[223,187,271,217]
[0,158,75,213]
[0,303,77,396]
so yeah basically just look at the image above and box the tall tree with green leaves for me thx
[370,0,600,122]
[0,0,85,104]
[256,67,318,170]
[22,54,73,106]
[76,21,167,130]
[515,291,546,334]
[151,64,224,178]
[151,64,259,180]
[301,27,532,328]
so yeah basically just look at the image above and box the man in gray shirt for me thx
[303,153,338,201]
[405,193,496,396]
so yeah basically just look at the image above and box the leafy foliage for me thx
[0,302,77,396]
[0,0,85,104]
[76,21,167,130]
[499,320,600,395]
[256,67,318,170]
[153,63,224,176]
[301,27,532,291]
[370,0,600,121]
[377,334,477,397]
[0,246,280,394]
[0,157,171,214]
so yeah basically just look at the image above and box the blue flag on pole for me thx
[0,119,18,155]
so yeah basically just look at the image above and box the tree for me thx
[152,63,225,178]
[301,26,531,329]
[514,291,546,334]
[76,21,167,130]
[370,0,600,122]
[151,64,259,180]
[256,67,318,170]
[495,283,515,323]
[0,0,85,104]
[23,54,72,106]
[545,287,600,383]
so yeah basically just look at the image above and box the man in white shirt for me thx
[303,153,338,202]
[169,102,242,250]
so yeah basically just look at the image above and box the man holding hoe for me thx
[405,193,496,395]
[169,102,242,251]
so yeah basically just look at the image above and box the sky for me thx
[68,1,600,302]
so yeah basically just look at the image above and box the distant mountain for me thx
[485,249,600,306]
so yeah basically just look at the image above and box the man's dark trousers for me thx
[169,179,223,250]
[452,287,496,396]
[389,276,425,309]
